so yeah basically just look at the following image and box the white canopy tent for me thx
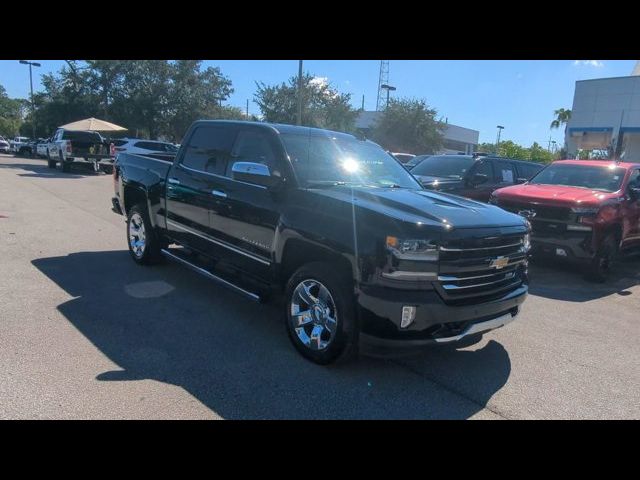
[59,117,127,132]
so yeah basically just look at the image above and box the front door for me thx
[207,126,286,278]
[621,168,640,251]
[460,159,495,201]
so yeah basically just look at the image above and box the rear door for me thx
[164,124,238,255]
[514,162,543,183]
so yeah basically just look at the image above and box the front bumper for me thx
[530,230,594,261]
[357,282,527,355]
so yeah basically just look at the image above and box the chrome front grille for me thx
[436,233,527,304]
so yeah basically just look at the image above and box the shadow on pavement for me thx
[528,255,640,302]
[0,158,102,178]
[32,250,512,419]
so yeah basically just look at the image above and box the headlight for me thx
[386,236,439,261]
[523,233,531,251]
[571,207,598,215]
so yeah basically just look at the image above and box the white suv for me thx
[111,138,179,158]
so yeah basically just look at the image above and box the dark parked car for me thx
[410,154,544,202]
[404,154,431,170]
[112,121,530,364]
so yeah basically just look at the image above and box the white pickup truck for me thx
[46,128,114,173]
[10,136,32,155]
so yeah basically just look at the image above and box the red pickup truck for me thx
[490,160,640,281]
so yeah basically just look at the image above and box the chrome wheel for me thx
[290,279,338,351]
[129,212,146,258]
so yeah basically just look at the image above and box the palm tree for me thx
[550,108,572,129]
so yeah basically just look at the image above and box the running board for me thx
[160,248,262,302]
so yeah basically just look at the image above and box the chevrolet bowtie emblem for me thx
[490,256,510,269]
[518,209,536,219]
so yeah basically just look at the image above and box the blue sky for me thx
[1,60,636,146]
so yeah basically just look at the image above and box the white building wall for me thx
[566,76,640,159]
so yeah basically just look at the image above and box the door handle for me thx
[211,190,227,198]
[168,178,180,185]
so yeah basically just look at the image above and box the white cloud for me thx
[573,60,604,67]
[309,76,329,87]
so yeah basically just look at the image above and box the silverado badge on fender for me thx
[490,256,510,269]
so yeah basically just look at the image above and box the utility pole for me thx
[361,94,365,111]
[297,60,303,125]
[19,60,41,140]
[496,125,504,154]
[246,99,249,119]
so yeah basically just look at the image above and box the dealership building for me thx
[565,61,640,160]
[355,111,479,155]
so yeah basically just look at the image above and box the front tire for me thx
[47,150,56,169]
[126,204,163,265]
[284,262,358,365]
[586,234,617,283]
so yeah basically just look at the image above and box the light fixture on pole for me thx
[19,60,41,141]
[495,125,504,154]
[380,84,396,109]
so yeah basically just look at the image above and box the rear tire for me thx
[126,204,164,265]
[47,151,56,169]
[59,152,71,173]
[284,262,358,365]
[586,234,617,283]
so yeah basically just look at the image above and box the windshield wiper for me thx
[306,181,355,189]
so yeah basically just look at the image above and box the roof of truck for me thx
[194,120,359,141]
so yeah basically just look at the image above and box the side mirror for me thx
[232,161,280,188]
[629,186,640,199]
[470,173,489,186]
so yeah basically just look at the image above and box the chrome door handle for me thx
[168,178,180,185]
[212,190,227,198]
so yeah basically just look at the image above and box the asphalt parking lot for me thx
[1,153,639,419]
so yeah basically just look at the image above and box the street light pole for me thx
[19,60,41,140]
[297,60,303,125]
[496,125,504,154]
[380,84,396,109]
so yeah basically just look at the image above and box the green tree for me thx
[32,60,238,140]
[0,85,26,138]
[254,73,358,132]
[369,98,444,154]
[550,108,571,130]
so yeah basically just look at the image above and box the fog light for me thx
[401,306,416,328]
[556,248,567,257]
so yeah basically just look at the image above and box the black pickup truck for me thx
[112,120,530,364]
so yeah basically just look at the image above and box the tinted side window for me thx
[628,169,640,189]
[472,160,493,180]
[495,160,516,184]
[181,126,235,175]
[516,163,542,180]
[228,129,278,177]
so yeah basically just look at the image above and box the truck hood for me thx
[494,183,618,208]
[413,175,462,191]
[309,186,527,229]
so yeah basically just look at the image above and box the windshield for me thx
[281,133,422,189]
[405,155,430,169]
[410,155,474,179]
[529,163,626,192]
